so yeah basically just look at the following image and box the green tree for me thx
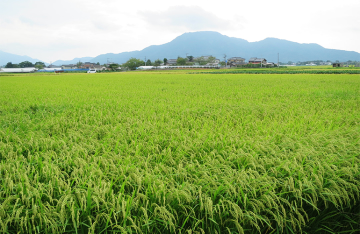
[96,62,100,65]
[108,63,119,71]
[123,58,145,70]
[207,56,216,64]
[5,62,14,68]
[19,61,34,68]
[194,57,206,65]
[187,56,194,62]
[35,62,45,69]
[163,58,168,65]
[76,61,83,68]
[146,59,152,66]
[177,57,187,65]
[154,59,162,66]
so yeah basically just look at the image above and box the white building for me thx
[0,67,37,73]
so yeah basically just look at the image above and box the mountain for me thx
[83,31,359,64]
[31,31,360,65]
[0,50,46,66]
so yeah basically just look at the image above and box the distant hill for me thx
[0,50,46,66]
[80,31,360,64]
[4,32,360,66]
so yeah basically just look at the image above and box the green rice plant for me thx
[0,72,359,233]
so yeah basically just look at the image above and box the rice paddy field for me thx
[0,72,360,233]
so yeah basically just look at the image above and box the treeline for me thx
[5,61,45,69]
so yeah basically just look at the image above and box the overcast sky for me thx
[1,0,359,62]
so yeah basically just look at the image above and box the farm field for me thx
[0,72,360,233]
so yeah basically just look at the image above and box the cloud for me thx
[139,6,236,31]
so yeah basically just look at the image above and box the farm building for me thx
[249,57,267,65]
[228,57,246,66]
[0,67,36,73]
[332,63,343,67]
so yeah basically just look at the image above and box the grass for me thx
[0,72,359,233]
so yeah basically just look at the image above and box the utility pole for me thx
[224,54,227,68]
[145,56,146,66]
[278,53,279,67]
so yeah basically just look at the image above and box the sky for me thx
[0,0,359,63]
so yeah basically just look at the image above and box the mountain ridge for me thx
[2,31,359,66]
[79,31,360,64]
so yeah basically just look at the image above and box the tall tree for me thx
[19,61,34,68]
[35,62,45,69]
[146,59,152,66]
[123,58,145,70]
[177,57,187,65]
[163,58,168,65]
[76,61,83,68]
[187,56,194,62]
[194,57,206,65]
[108,63,119,71]
[154,59,162,66]
[5,62,14,68]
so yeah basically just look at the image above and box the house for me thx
[93,65,107,70]
[167,59,177,65]
[266,62,275,67]
[248,57,267,65]
[47,64,62,69]
[228,57,246,66]
[81,62,96,69]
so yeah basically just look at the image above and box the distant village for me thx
[1,56,359,73]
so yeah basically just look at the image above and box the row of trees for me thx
[176,56,216,65]
[3,56,221,71]
[121,56,219,70]
[122,58,165,70]
[5,61,45,69]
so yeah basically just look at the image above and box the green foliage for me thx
[5,62,16,68]
[108,63,119,71]
[19,61,34,68]
[146,59,152,66]
[76,61,83,68]
[177,57,187,65]
[123,57,145,70]
[154,59,162,66]
[35,62,45,70]
[194,56,207,65]
[163,58,167,65]
[0,73,359,233]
